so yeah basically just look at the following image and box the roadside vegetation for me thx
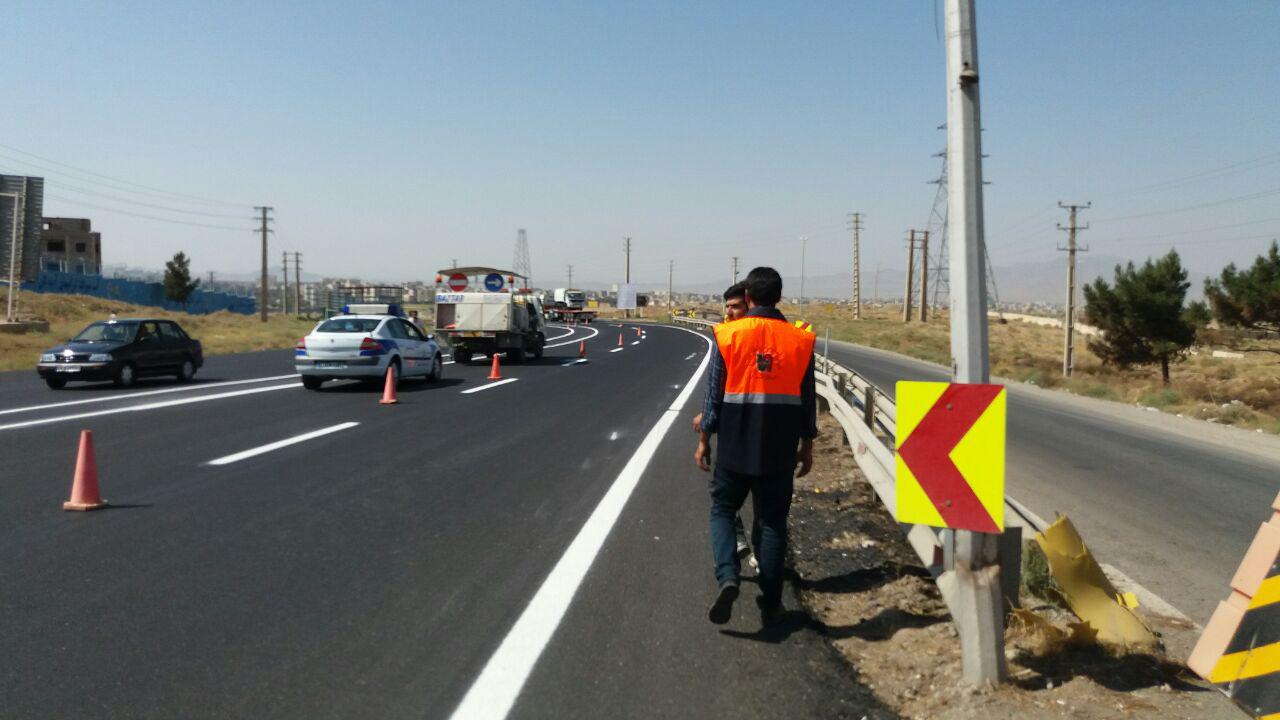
[0,292,316,372]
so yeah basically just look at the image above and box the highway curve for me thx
[0,323,883,720]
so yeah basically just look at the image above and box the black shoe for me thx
[735,541,752,560]
[760,603,784,628]
[708,581,739,625]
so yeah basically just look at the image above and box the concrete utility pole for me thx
[208,271,215,291]
[848,212,863,319]
[293,252,302,316]
[799,235,808,316]
[903,230,917,322]
[282,251,290,315]
[1057,203,1090,377]
[254,206,273,323]
[667,260,674,317]
[920,230,930,322]
[731,256,740,284]
[2,189,26,323]
[874,263,881,301]
[567,264,573,288]
[944,0,1005,684]
[623,237,632,319]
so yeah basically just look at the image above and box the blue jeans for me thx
[709,465,794,610]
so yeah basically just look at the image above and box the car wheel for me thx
[302,375,323,390]
[114,363,137,388]
[532,334,545,359]
[429,353,443,381]
[176,357,196,382]
[45,378,67,390]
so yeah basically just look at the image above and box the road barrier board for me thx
[895,381,1006,533]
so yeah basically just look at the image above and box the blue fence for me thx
[23,271,256,315]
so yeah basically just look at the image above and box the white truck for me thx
[546,287,596,323]
[434,266,547,363]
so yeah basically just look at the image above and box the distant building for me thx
[38,218,102,275]
[0,174,45,283]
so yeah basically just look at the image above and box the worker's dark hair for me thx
[723,281,747,301]
[744,266,782,306]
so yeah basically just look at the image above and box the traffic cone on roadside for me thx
[618,333,624,347]
[488,354,503,380]
[579,340,586,358]
[379,365,399,405]
[63,430,107,511]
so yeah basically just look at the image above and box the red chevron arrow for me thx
[897,384,1002,533]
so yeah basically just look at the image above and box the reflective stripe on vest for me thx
[713,316,815,403]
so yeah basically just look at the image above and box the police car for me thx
[295,304,443,390]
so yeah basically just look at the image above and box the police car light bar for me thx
[341,303,404,317]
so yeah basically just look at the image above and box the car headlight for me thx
[89,353,112,362]
[40,353,56,362]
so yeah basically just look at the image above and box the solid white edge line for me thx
[0,382,301,432]
[544,325,600,349]
[542,325,578,343]
[206,422,359,466]
[448,324,712,720]
[460,378,519,394]
[0,373,298,417]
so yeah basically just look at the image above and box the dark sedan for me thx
[37,318,204,389]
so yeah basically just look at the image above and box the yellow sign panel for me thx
[894,381,1006,532]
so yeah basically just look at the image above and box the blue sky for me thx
[2,1,1277,291]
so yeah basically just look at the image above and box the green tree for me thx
[1204,241,1280,343]
[163,252,200,308]
[1082,250,1195,385]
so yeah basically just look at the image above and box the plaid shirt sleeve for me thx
[699,343,726,433]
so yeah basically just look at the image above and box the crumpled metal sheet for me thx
[1034,515,1158,650]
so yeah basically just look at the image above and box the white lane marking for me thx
[206,422,359,466]
[443,361,456,365]
[0,374,298,417]
[684,352,697,360]
[608,431,619,441]
[630,341,640,346]
[544,325,600,349]
[609,347,624,353]
[561,358,588,366]
[0,382,301,432]
[448,324,712,720]
[461,378,519,394]
[542,326,577,343]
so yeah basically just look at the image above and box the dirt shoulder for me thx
[785,413,1243,719]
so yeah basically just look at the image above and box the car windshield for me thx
[316,318,382,333]
[73,322,137,343]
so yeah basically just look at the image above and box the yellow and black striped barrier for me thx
[1190,491,1280,718]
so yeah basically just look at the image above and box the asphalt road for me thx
[823,338,1280,625]
[0,323,879,720]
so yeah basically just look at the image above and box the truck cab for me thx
[434,266,546,363]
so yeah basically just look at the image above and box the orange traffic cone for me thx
[579,340,586,358]
[64,430,107,511]
[488,354,503,380]
[379,365,399,405]
[635,327,641,336]
[618,333,624,347]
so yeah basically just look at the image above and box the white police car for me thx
[295,304,443,390]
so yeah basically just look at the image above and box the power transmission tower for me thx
[292,252,302,316]
[254,206,273,322]
[927,147,1003,319]
[282,251,290,315]
[1057,202,1091,377]
[513,229,531,288]
[847,212,863,318]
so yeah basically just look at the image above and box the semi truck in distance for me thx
[545,287,596,323]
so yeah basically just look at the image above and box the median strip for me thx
[205,422,359,466]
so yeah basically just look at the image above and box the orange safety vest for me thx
[712,315,816,474]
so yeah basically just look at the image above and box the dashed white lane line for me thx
[0,373,298,417]
[447,324,712,720]
[609,347,624,353]
[630,341,641,346]
[461,378,519,394]
[561,359,588,366]
[0,382,302,432]
[205,422,359,466]
[684,352,697,360]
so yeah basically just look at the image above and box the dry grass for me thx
[0,292,317,372]
[683,300,1280,434]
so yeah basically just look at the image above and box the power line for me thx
[42,194,255,231]
[0,143,250,207]
[1090,186,1280,223]
[30,178,249,219]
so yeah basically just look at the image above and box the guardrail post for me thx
[997,526,1022,612]
[863,386,876,428]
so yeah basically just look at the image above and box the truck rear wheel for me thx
[508,348,524,364]
[455,350,472,364]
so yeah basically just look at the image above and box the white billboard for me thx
[616,283,637,310]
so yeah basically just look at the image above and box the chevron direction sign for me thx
[895,381,1007,533]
